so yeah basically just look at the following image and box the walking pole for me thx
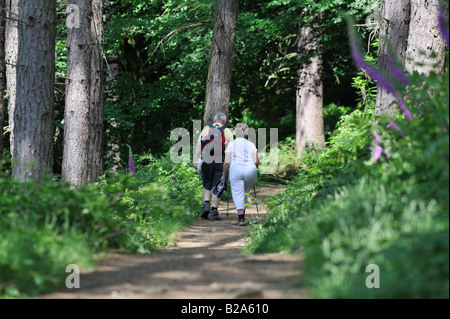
[226,189,230,217]
[253,185,259,217]
[226,175,230,217]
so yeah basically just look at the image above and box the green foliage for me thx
[101,0,378,166]
[103,0,212,159]
[0,172,122,297]
[350,38,379,107]
[258,136,299,181]
[245,52,449,298]
[0,226,93,298]
[0,151,203,298]
[123,153,203,251]
[245,102,375,253]
[3,0,380,175]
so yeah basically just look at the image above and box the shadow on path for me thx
[37,184,307,299]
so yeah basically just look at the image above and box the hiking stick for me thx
[253,185,259,216]
[226,189,229,217]
[226,175,230,217]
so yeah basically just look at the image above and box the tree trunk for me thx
[5,0,19,157]
[203,0,239,124]
[376,0,411,117]
[87,0,104,181]
[404,0,446,75]
[296,18,325,156]
[0,0,5,156]
[13,0,56,180]
[62,0,92,186]
[376,0,447,116]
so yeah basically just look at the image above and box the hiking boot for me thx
[237,215,246,226]
[201,202,210,219]
[208,209,222,221]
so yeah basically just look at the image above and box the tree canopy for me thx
[94,0,377,162]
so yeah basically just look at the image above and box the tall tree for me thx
[404,0,446,75]
[88,0,104,181]
[0,0,5,156]
[62,0,92,185]
[5,0,18,157]
[296,13,325,155]
[13,0,56,180]
[376,0,447,116]
[376,0,411,117]
[203,0,239,124]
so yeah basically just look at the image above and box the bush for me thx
[122,152,203,252]
[258,136,299,181]
[0,172,114,297]
[245,52,449,298]
[0,151,203,298]
[245,102,375,254]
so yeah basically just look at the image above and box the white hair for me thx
[235,123,249,138]
[213,112,227,122]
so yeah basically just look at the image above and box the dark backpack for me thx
[201,124,227,158]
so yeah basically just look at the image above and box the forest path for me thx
[38,184,307,299]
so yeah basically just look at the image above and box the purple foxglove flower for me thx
[372,131,382,145]
[128,155,136,177]
[396,96,412,122]
[388,121,401,132]
[387,55,409,86]
[373,145,383,164]
[349,36,396,94]
[439,1,449,45]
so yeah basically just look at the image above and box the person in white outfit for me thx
[221,123,259,226]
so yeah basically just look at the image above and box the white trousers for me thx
[229,162,257,211]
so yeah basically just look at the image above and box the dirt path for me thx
[38,184,307,299]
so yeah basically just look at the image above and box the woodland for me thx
[0,0,448,299]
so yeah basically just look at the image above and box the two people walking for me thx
[193,113,259,226]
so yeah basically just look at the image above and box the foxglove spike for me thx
[373,146,383,164]
[372,132,382,145]
[349,37,396,95]
[388,121,401,132]
[387,55,409,86]
[396,96,412,122]
[128,155,136,177]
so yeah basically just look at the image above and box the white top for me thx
[225,138,257,164]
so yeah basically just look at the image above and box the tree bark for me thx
[404,0,446,75]
[0,0,5,156]
[87,0,104,181]
[5,0,18,157]
[203,0,239,124]
[376,0,447,116]
[13,0,56,180]
[296,18,325,155]
[376,0,411,117]
[62,0,92,186]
